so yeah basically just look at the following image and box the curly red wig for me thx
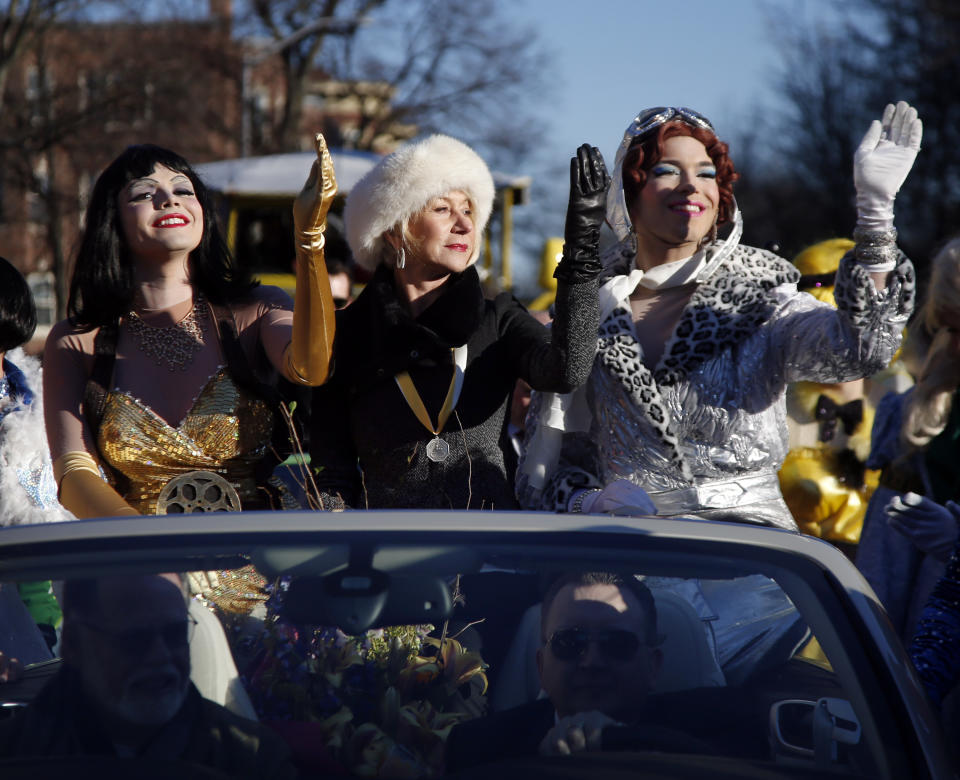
[622,122,739,225]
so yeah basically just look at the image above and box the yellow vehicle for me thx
[527,236,564,312]
[195,149,530,295]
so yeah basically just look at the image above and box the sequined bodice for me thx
[97,368,274,514]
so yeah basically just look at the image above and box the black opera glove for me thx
[554,144,610,283]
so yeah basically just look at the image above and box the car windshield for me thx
[0,513,939,779]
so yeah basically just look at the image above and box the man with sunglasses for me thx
[536,572,663,756]
[0,573,295,777]
[445,572,713,769]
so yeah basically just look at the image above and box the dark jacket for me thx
[446,698,555,771]
[309,264,597,510]
[0,668,296,779]
[911,538,960,707]
[445,695,715,772]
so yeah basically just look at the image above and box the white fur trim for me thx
[344,134,495,271]
[0,348,75,525]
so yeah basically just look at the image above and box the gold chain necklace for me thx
[125,294,207,372]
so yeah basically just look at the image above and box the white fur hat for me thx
[344,134,495,271]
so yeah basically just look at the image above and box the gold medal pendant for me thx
[425,436,450,463]
[395,345,468,465]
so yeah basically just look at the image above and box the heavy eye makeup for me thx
[651,164,681,177]
[125,176,196,202]
[126,184,156,202]
[650,163,717,179]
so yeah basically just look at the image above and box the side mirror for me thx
[770,697,861,766]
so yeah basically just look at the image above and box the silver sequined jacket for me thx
[517,241,915,530]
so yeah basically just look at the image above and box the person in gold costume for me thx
[43,135,338,521]
[778,238,912,555]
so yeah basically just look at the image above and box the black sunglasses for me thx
[79,615,197,656]
[547,627,644,662]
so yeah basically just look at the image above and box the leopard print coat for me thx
[517,241,914,530]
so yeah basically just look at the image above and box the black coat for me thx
[309,264,597,510]
[445,695,717,772]
[446,698,555,771]
[0,668,295,777]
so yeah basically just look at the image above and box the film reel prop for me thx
[160,472,265,614]
[157,470,241,514]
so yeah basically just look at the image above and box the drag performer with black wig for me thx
[308,134,601,509]
[44,134,339,521]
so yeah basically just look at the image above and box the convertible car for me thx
[0,511,955,779]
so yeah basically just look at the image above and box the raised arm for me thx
[852,101,922,288]
[512,145,606,392]
[768,105,922,385]
[276,132,338,386]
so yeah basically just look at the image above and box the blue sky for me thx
[511,0,846,168]
[503,0,851,289]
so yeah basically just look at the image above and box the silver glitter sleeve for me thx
[775,249,913,385]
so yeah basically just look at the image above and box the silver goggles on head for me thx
[625,106,715,139]
[605,106,742,280]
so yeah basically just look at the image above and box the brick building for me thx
[0,2,414,349]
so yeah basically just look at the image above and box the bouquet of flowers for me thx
[246,581,488,777]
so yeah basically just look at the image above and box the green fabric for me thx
[924,389,960,504]
[17,580,62,628]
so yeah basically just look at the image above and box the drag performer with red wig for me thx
[518,103,922,682]
[520,103,921,531]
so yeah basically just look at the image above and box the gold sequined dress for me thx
[97,367,275,515]
[96,367,276,614]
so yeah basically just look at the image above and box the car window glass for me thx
[0,545,919,779]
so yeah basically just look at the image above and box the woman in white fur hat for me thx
[308,134,605,509]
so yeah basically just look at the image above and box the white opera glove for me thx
[569,479,657,516]
[853,101,922,231]
[886,492,959,562]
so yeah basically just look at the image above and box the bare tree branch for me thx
[749,0,960,265]
[236,0,553,164]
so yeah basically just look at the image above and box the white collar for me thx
[637,249,707,290]
[599,250,707,318]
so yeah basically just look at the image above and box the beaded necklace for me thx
[125,294,207,372]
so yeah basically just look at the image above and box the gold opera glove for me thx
[54,451,138,519]
[285,132,338,386]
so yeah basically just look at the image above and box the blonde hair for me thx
[344,134,494,271]
[381,192,479,269]
[902,237,960,449]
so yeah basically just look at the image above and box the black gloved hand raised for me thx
[554,144,610,283]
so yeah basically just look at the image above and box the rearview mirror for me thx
[282,570,453,633]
